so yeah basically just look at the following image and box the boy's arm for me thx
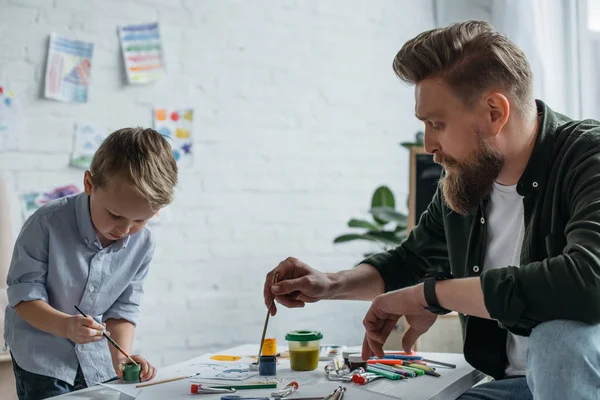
[8,214,105,342]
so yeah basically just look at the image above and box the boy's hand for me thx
[60,315,107,344]
[114,355,157,382]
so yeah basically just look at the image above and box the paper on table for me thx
[99,380,141,398]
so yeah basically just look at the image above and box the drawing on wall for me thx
[44,34,94,103]
[21,185,80,220]
[153,108,193,168]
[119,22,165,84]
[0,85,21,152]
[70,124,108,169]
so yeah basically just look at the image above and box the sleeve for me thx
[481,138,600,331]
[6,213,50,307]
[102,238,155,326]
[361,185,450,293]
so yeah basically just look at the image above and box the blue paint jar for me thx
[259,355,276,376]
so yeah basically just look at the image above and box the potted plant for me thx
[333,186,408,256]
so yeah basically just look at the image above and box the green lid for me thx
[285,330,323,342]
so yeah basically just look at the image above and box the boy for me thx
[4,127,178,399]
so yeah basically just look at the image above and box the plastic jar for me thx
[285,330,323,371]
[122,362,141,382]
[262,338,277,356]
[348,354,367,371]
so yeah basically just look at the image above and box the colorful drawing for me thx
[44,34,94,103]
[0,85,21,151]
[186,363,259,381]
[153,108,193,167]
[119,22,165,84]
[70,124,108,169]
[21,185,80,220]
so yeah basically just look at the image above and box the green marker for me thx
[367,366,404,380]
[398,365,425,375]
[209,383,277,390]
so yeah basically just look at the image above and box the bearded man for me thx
[263,20,600,399]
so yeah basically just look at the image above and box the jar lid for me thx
[285,330,324,342]
[348,354,366,363]
[342,351,354,358]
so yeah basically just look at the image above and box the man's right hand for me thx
[263,257,335,316]
[60,315,107,344]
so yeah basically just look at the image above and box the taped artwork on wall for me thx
[44,34,94,103]
[152,108,193,168]
[0,85,22,152]
[70,124,108,169]
[21,185,80,220]
[119,22,165,84]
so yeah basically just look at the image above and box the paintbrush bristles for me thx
[258,272,279,359]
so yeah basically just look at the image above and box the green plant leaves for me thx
[347,218,380,230]
[371,186,395,225]
[370,207,407,225]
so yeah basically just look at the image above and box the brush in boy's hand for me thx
[73,305,138,366]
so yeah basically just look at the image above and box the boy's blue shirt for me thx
[3,192,154,386]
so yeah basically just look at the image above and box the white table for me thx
[49,344,485,400]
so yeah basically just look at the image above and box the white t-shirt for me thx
[483,182,528,376]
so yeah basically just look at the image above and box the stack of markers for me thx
[365,353,456,380]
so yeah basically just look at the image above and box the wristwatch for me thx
[423,271,454,315]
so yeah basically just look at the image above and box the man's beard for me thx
[435,128,503,216]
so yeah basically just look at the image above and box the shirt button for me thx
[532,181,539,188]
[473,265,480,273]
[480,217,485,224]
[84,239,89,244]
[89,286,95,292]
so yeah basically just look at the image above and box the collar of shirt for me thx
[75,193,130,252]
[516,100,559,197]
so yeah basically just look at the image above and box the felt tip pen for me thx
[381,354,423,361]
[367,365,406,380]
[397,365,425,375]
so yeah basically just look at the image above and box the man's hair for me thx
[89,127,178,210]
[393,20,535,118]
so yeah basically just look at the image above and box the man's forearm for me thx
[328,264,385,301]
[436,277,491,319]
[14,300,69,337]
[105,318,135,363]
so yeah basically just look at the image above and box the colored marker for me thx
[374,363,412,378]
[397,365,425,375]
[381,354,423,361]
[422,358,457,369]
[406,363,441,377]
[366,366,405,380]
[390,365,418,378]
[368,359,405,366]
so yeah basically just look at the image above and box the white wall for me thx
[0,0,434,367]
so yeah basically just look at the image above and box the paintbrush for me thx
[257,272,279,361]
[73,305,138,366]
[136,372,200,388]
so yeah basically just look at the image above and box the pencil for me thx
[73,305,138,366]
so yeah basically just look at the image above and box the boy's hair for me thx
[393,20,535,119]
[89,127,178,210]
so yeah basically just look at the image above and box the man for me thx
[263,21,600,399]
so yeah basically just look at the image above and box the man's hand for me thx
[362,283,437,360]
[263,257,335,316]
[60,315,107,344]
[114,354,157,382]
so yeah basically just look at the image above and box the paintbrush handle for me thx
[73,305,138,366]
[258,272,279,359]
[136,375,186,388]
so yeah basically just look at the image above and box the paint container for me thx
[348,354,367,371]
[342,351,353,368]
[285,330,323,371]
[121,362,141,382]
[259,355,277,376]
[262,338,277,356]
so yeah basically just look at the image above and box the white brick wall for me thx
[0,0,434,367]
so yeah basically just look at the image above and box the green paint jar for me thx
[285,330,323,371]
[122,362,141,382]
